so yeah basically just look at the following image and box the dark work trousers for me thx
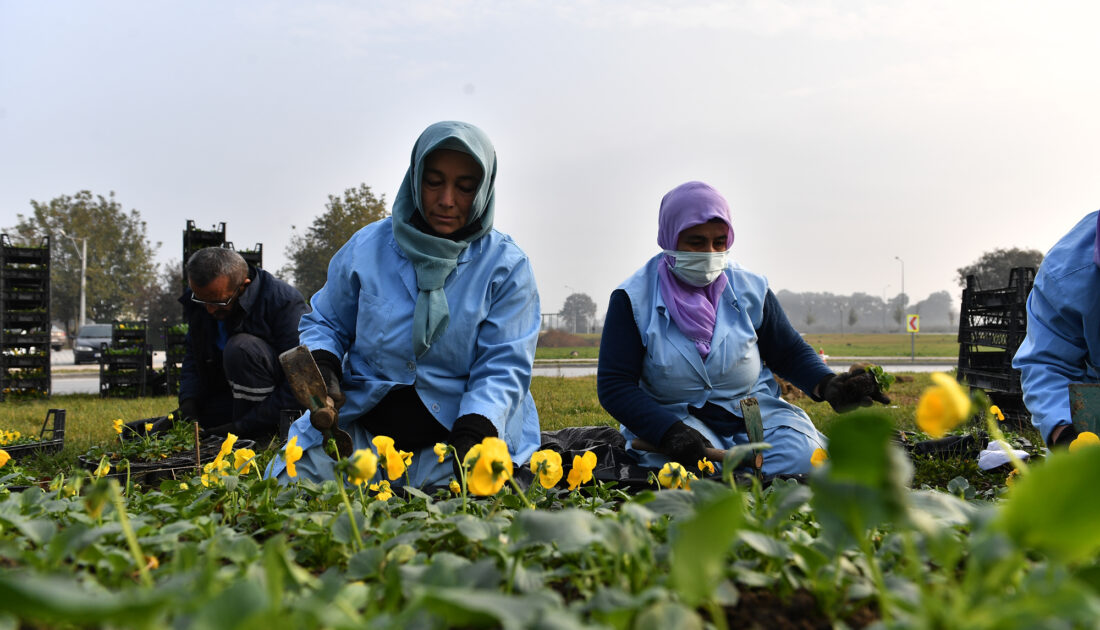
[197,333,283,442]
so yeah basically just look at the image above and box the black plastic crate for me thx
[1,332,51,347]
[3,409,65,460]
[100,350,152,369]
[0,266,48,282]
[957,368,1022,394]
[0,310,49,327]
[225,242,263,269]
[1,290,48,305]
[0,235,50,264]
[957,327,1027,350]
[1,354,50,369]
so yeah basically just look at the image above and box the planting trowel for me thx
[279,345,353,460]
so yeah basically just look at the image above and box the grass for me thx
[798,333,958,357]
[536,333,960,360]
[4,368,1036,493]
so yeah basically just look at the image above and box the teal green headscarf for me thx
[392,121,497,357]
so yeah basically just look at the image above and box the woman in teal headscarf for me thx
[267,121,542,487]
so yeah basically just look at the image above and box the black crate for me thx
[1,354,50,369]
[0,235,50,265]
[1,332,51,348]
[0,266,48,283]
[0,310,49,328]
[957,368,1022,394]
[957,327,1027,350]
[1,289,48,305]
[100,349,152,369]
[225,242,263,269]
[3,409,65,460]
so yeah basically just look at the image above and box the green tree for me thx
[282,184,388,301]
[956,247,1044,290]
[132,259,185,345]
[561,293,597,334]
[13,191,159,329]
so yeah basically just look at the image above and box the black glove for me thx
[311,349,345,410]
[179,398,199,424]
[819,370,891,413]
[448,414,497,479]
[658,421,711,467]
[1051,423,1079,448]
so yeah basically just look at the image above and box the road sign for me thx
[906,314,920,333]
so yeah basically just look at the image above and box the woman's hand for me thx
[659,421,712,467]
[819,369,891,413]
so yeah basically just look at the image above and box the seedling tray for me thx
[4,409,65,461]
[78,432,255,485]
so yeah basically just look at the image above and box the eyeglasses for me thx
[191,282,245,307]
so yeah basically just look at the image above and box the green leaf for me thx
[996,448,1100,563]
[670,491,744,607]
[510,509,602,554]
[810,410,911,546]
[0,572,171,625]
[415,587,561,630]
[738,530,791,559]
[634,601,703,630]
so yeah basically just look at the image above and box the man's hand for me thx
[658,421,712,467]
[179,398,199,424]
[819,369,891,413]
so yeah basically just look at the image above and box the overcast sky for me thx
[3,1,1100,321]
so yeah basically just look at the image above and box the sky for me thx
[3,1,1100,322]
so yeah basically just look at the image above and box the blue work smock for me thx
[267,217,541,486]
[1013,211,1100,444]
[616,255,824,474]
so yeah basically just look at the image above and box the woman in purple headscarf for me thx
[597,181,889,476]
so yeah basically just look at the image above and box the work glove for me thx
[179,398,200,424]
[311,349,346,410]
[448,414,498,479]
[819,369,891,413]
[658,421,712,468]
[1050,423,1079,449]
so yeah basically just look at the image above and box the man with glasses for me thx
[177,247,308,442]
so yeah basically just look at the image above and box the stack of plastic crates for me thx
[163,322,188,396]
[956,267,1036,427]
[225,241,263,269]
[100,320,152,398]
[0,234,51,401]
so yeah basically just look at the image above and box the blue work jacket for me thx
[1013,211,1100,444]
[269,217,541,484]
[619,255,821,439]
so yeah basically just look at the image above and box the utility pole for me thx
[59,231,88,329]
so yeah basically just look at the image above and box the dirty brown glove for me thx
[820,369,891,413]
[311,349,346,410]
[659,421,712,468]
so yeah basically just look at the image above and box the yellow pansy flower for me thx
[467,437,513,496]
[145,555,159,570]
[369,479,393,501]
[0,449,9,468]
[449,479,461,494]
[530,449,564,489]
[989,405,1005,422]
[348,448,379,486]
[566,451,598,491]
[810,448,828,468]
[179,482,189,491]
[1069,431,1100,453]
[658,461,688,489]
[112,419,124,435]
[1005,468,1020,487]
[94,458,111,479]
[216,433,238,463]
[285,435,303,478]
[915,372,972,438]
[372,435,410,481]
[233,448,256,475]
[434,442,448,463]
[684,471,698,491]
[697,457,716,475]
[144,423,154,433]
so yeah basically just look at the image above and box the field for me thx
[1,372,1095,628]
[536,332,960,360]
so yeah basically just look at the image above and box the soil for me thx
[720,588,877,629]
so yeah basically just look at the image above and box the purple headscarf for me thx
[657,181,735,358]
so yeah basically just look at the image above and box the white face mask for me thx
[664,250,729,287]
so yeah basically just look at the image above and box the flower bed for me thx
[0,408,64,461]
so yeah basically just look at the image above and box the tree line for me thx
[6,186,387,335]
[6,187,1044,337]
